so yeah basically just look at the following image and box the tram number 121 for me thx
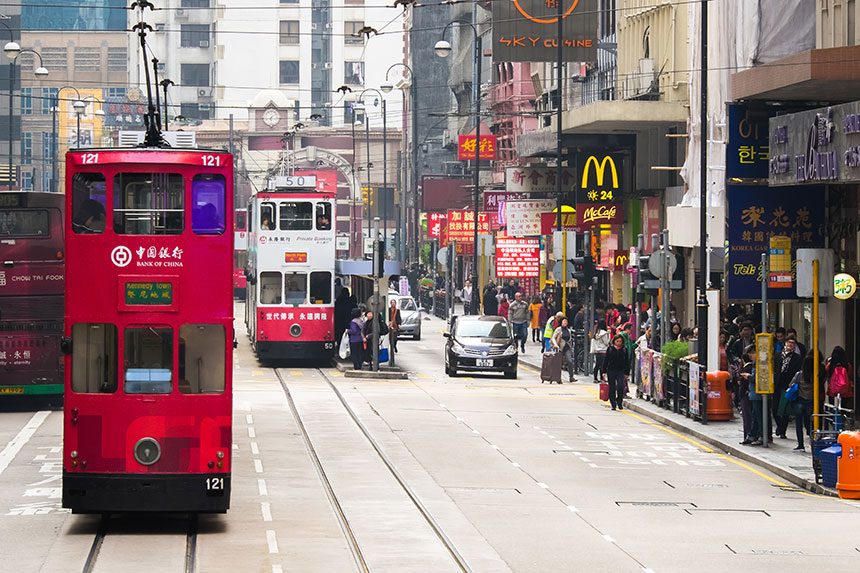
[206,477,225,495]
[201,154,222,166]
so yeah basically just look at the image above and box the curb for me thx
[333,360,409,380]
[621,398,837,497]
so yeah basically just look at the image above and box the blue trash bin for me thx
[821,444,843,489]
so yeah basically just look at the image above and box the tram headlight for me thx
[289,324,302,338]
[133,437,162,466]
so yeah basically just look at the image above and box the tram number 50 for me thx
[201,154,222,166]
[205,477,225,495]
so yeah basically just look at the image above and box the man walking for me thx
[508,291,530,353]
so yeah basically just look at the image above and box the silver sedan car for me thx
[388,293,422,340]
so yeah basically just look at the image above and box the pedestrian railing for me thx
[635,348,708,424]
[433,292,448,320]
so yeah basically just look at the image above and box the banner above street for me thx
[492,0,598,63]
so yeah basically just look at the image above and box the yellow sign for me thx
[834,273,857,300]
[581,155,619,189]
[755,333,774,394]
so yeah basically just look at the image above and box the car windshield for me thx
[455,320,509,338]
[398,298,417,311]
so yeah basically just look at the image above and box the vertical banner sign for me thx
[492,0,598,62]
[496,237,540,278]
[768,235,792,289]
[726,185,825,300]
[688,362,701,417]
[641,351,652,396]
[652,354,664,401]
[755,333,774,394]
[458,135,497,161]
[427,212,446,239]
[576,154,624,228]
[506,199,556,236]
[726,103,773,181]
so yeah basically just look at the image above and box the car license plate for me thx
[0,386,24,395]
[476,359,493,367]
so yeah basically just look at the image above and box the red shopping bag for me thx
[599,382,610,401]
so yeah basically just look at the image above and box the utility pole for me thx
[554,0,565,310]
[697,0,710,374]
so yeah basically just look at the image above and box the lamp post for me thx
[160,79,174,131]
[435,19,482,316]
[382,63,416,266]
[50,86,95,193]
[697,0,709,373]
[359,88,388,261]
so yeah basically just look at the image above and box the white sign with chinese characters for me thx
[506,166,575,194]
[506,200,556,237]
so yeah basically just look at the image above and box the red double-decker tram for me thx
[246,175,336,360]
[62,148,233,513]
[0,192,65,402]
[233,208,248,298]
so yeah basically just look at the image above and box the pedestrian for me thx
[508,292,530,353]
[498,294,510,320]
[483,282,498,316]
[786,328,806,357]
[347,308,366,370]
[825,345,854,398]
[670,323,682,341]
[793,350,820,451]
[529,295,543,343]
[334,287,356,344]
[774,337,802,439]
[734,345,754,444]
[601,334,630,411]
[620,323,636,390]
[388,298,402,354]
[462,280,473,315]
[550,316,575,383]
[729,322,754,362]
[544,311,564,353]
[589,320,610,383]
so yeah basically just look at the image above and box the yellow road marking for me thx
[290,370,303,377]
[716,454,789,487]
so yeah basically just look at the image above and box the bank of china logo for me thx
[110,245,133,267]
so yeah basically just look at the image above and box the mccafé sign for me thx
[577,203,623,227]
[576,153,623,228]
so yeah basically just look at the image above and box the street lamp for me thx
[384,62,417,267]
[435,20,482,316]
[359,88,388,262]
[50,86,86,193]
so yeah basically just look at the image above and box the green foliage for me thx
[661,340,690,375]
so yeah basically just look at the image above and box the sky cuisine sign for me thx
[576,154,623,228]
[493,0,598,63]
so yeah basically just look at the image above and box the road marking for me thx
[540,430,548,435]
[272,566,284,573]
[290,370,302,377]
[490,444,500,450]
[472,429,480,435]
[251,442,260,455]
[258,479,268,496]
[603,534,615,543]
[456,417,465,422]
[266,530,279,554]
[254,459,264,473]
[567,505,579,513]
[548,435,556,439]
[533,426,541,430]
[555,440,565,445]
[537,482,549,489]
[246,414,254,424]
[620,410,714,453]
[261,502,272,522]
[642,569,655,573]
[511,462,521,468]
[438,403,446,408]
[248,427,256,439]
[0,411,50,476]
[716,454,789,488]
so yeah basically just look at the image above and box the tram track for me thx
[81,514,198,573]
[274,367,472,573]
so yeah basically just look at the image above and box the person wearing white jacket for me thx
[589,320,610,382]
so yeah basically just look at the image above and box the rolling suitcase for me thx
[541,350,564,384]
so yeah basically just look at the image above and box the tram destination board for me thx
[125,281,173,305]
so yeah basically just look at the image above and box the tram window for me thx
[260,272,282,304]
[124,327,173,394]
[192,174,226,234]
[71,323,118,393]
[113,173,184,235]
[278,202,312,231]
[310,272,332,304]
[315,202,332,230]
[71,173,107,234]
[0,209,49,237]
[284,272,307,304]
[179,325,225,394]
[235,210,247,231]
[260,203,276,231]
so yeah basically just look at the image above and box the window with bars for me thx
[42,132,55,163]
[22,171,33,191]
[180,102,212,120]
[22,133,32,165]
[74,47,101,71]
[279,21,300,45]
[345,21,365,45]
[21,88,32,115]
[107,47,127,71]
[41,88,58,114]
[181,24,211,47]
[344,61,365,86]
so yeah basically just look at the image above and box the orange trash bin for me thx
[837,431,860,499]
[706,371,734,421]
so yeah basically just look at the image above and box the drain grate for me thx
[616,501,697,508]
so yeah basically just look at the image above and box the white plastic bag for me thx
[338,331,350,360]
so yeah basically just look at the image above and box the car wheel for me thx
[504,370,517,379]
[446,358,457,377]
[414,329,421,341]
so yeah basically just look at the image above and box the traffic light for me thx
[570,254,596,283]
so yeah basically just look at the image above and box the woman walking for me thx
[794,351,821,451]
[347,308,366,370]
[550,316,576,383]
[601,335,630,410]
[529,295,543,343]
[590,320,610,382]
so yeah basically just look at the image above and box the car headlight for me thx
[502,345,518,356]
[451,341,465,354]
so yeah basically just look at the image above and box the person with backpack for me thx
[826,346,854,399]
[774,337,802,439]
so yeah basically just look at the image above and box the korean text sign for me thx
[727,185,825,300]
[726,103,773,181]
[496,237,540,278]
[458,135,497,161]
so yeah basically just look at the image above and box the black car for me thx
[444,315,518,378]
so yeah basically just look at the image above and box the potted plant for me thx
[661,340,690,407]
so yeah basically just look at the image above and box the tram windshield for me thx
[113,173,184,235]
[284,272,308,304]
[191,174,226,234]
[124,327,173,394]
[71,173,107,234]
[278,201,313,231]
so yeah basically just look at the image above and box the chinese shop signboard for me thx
[492,0,597,62]
[727,185,825,300]
[443,210,490,244]
[427,212,447,239]
[458,134,497,161]
[496,237,540,278]
[505,166,575,194]
[540,210,577,234]
[484,191,531,211]
[506,199,556,236]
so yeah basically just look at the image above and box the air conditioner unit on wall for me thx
[197,87,214,98]
[198,40,210,48]
[175,8,187,18]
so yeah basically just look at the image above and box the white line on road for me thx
[246,414,254,424]
[272,566,284,573]
[261,502,272,522]
[603,534,615,543]
[490,444,500,450]
[537,482,549,489]
[438,403,446,408]
[555,440,565,445]
[567,505,579,513]
[254,459,264,473]
[540,431,548,435]
[511,462,520,467]
[472,429,480,435]
[266,530,279,554]
[548,435,556,439]
[533,426,541,429]
[642,568,655,573]
[258,479,268,496]
[0,411,50,476]
[248,427,256,439]
[250,442,260,455]
[456,417,464,422]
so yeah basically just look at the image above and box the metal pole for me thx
[635,233,644,336]
[446,241,454,319]
[469,31,483,316]
[555,0,565,311]
[650,233,660,351]
[372,217,381,371]
[51,94,58,193]
[365,111,371,255]
[397,150,403,263]
[761,252,769,447]
[8,58,13,188]
[162,82,170,131]
[412,80,420,265]
[382,99,388,259]
[696,0,710,381]
[813,259,821,432]
[661,230,670,353]
[76,112,81,149]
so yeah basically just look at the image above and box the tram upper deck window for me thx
[284,272,307,304]
[260,202,276,231]
[113,173,184,235]
[260,271,282,304]
[179,325,225,394]
[310,271,331,304]
[0,209,49,237]
[191,174,226,234]
[279,202,312,231]
[235,210,247,231]
[124,327,173,394]
[315,202,332,230]
[71,173,107,234]
[71,323,118,393]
